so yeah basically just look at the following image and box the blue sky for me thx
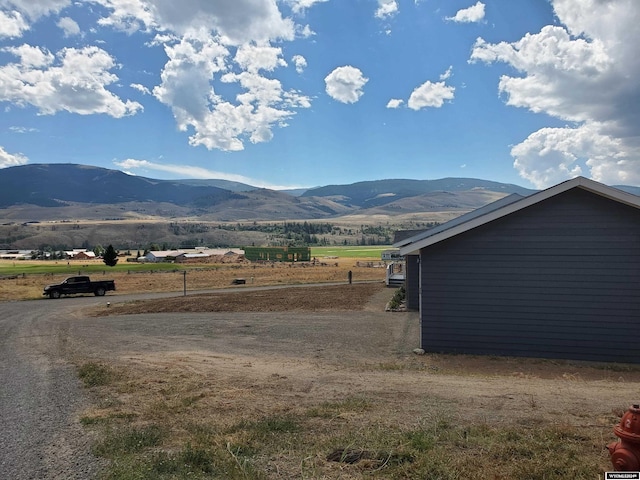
[1,0,638,190]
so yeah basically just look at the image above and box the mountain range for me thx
[0,163,539,222]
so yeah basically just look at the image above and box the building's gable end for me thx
[419,187,640,363]
[400,177,640,256]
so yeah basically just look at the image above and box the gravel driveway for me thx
[0,297,105,479]
[0,284,402,480]
[0,290,212,479]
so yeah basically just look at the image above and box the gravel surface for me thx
[0,283,386,479]
[0,297,106,480]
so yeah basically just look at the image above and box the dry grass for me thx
[79,353,614,479]
[0,258,386,302]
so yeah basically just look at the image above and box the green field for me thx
[310,246,393,259]
[0,261,194,277]
[0,246,393,277]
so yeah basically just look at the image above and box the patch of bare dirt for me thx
[71,282,640,429]
[92,282,385,315]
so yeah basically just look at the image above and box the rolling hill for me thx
[0,163,536,222]
[301,178,535,208]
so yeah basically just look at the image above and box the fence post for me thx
[183,271,187,296]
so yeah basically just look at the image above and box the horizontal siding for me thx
[405,255,420,311]
[420,188,640,363]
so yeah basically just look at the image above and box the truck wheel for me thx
[95,287,106,296]
[49,290,61,299]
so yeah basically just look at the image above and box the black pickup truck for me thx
[43,275,116,299]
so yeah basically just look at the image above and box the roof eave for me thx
[399,176,640,256]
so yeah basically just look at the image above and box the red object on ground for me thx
[608,404,640,471]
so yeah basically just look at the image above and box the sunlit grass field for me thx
[0,246,394,277]
[0,259,187,277]
[310,246,393,259]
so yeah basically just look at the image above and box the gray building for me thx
[397,177,640,363]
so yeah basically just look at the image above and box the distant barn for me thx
[142,248,244,263]
[397,177,640,364]
[243,246,311,262]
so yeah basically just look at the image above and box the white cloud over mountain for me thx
[0,145,28,168]
[115,158,299,189]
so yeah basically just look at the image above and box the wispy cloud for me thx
[9,126,38,133]
[114,159,310,190]
[57,16,80,37]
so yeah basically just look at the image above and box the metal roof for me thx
[399,176,640,256]
[393,193,525,249]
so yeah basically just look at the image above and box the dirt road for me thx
[0,297,103,479]
[2,285,640,477]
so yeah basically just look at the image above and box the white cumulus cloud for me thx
[386,98,403,109]
[408,80,455,110]
[292,54,307,74]
[92,0,295,45]
[86,1,312,151]
[0,145,28,168]
[0,0,72,37]
[0,44,142,117]
[447,1,485,23]
[324,66,368,104]
[375,0,398,19]
[0,0,71,19]
[234,43,287,73]
[471,0,640,188]
[153,34,310,152]
[0,9,28,37]
[130,83,151,95]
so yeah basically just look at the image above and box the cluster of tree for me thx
[25,220,443,260]
[169,222,210,235]
[30,244,120,267]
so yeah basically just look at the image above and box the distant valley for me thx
[0,163,542,250]
[3,163,637,251]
